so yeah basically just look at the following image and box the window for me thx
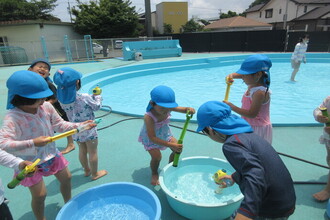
[265,9,273,18]
[259,12,262,18]
[304,6,308,13]
[279,8,282,14]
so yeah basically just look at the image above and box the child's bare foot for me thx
[84,168,91,177]
[313,190,330,202]
[91,170,108,181]
[61,143,75,154]
[151,174,159,185]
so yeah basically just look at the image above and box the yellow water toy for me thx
[92,85,102,95]
[224,76,234,102]
[7,158,40,189]
[48,119,102,143]
[212,169,231,194]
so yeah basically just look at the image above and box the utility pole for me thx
[144,0,153,37]
[67,1,73,23]
[283,0,289,29]
[219,9,222,19]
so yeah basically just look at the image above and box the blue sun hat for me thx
[30,58,51,70]
[146,85,178,111]
[6,70,53,109]
[53,67,82,104]
[196,101,253,135]
[29,58,52,82]
[236,54,272,88]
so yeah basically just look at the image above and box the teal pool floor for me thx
[0,53,329,220]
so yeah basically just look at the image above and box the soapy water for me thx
[70,196,155,220]
[165,165,241,204]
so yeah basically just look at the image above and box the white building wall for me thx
[156,4,164,34]
[246,0,322,24]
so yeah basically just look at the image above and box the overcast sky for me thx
[52,0,255,22]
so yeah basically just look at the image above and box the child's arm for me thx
[144,115,182,152]
[224,90,265,118]
[83,93,102,111]
[170,107,195,114]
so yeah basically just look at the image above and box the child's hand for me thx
[170,143,183,153]
[187,107,195,114]
[18,161,33,171]
[218,175,234,188]
[34,136,51,146]
[81,120,97,130]
[317,114,329,123]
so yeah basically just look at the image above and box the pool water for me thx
[101,61,329,124]
[70,196,155,220]
[165,164,241,205]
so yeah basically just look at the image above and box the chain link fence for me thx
[0,36,172,66]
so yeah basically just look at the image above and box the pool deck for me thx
[0,52,329,220]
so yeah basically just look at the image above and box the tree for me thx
[181,19,203,33]
[0,0,59,21]
[163,23,173,34]
[72,0,140,38]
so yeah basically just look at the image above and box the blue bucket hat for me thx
[236,54,272,88]
[6,70,53,109]
[196,101,253,135]
[146,85,178,111]
[30,58,51,70]
[53,67,82,104]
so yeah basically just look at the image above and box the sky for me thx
[52,0,255,22]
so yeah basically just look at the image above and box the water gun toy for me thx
[48,119,102,143]
[92,85,102,95]
[7,158,40,189]
[172,110,193,167]
[212,169,232,194]
[320,107,330,126]
[224,76,234,102]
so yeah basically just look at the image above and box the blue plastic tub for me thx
[56,182,161,220]
[159,156,243,220]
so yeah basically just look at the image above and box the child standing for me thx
[54,67,107,181]
[224,54,273,143]
[28,58,76,154]
[0,70,95,220]
[290,35,309,82]
[313,96,330,202]
[138,85,195,185]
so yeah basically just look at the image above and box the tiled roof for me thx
[293,5,330,20]
[245,3,266,13]
[204,16,272,29]
[292,0,330,4]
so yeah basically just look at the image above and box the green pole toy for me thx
[7,158,40,189]
[320,107,330,126]
[172,111,193,167]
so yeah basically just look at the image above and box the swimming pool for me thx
[81,53,330,125]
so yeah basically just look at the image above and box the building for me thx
[156,2,188,34]
[0,20,83,64]
[204,16,272,32]
[245,0,330,31]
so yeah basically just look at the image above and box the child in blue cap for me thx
[197,101,296,220]
[54,67,107,181]
[224,54,273,143]
[29,58,76,154]
[0,70,96,220]
[138,85,195,185]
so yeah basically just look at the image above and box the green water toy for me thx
[7,158,40,189]
[320,107,330,126]
[172,110,193,167]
